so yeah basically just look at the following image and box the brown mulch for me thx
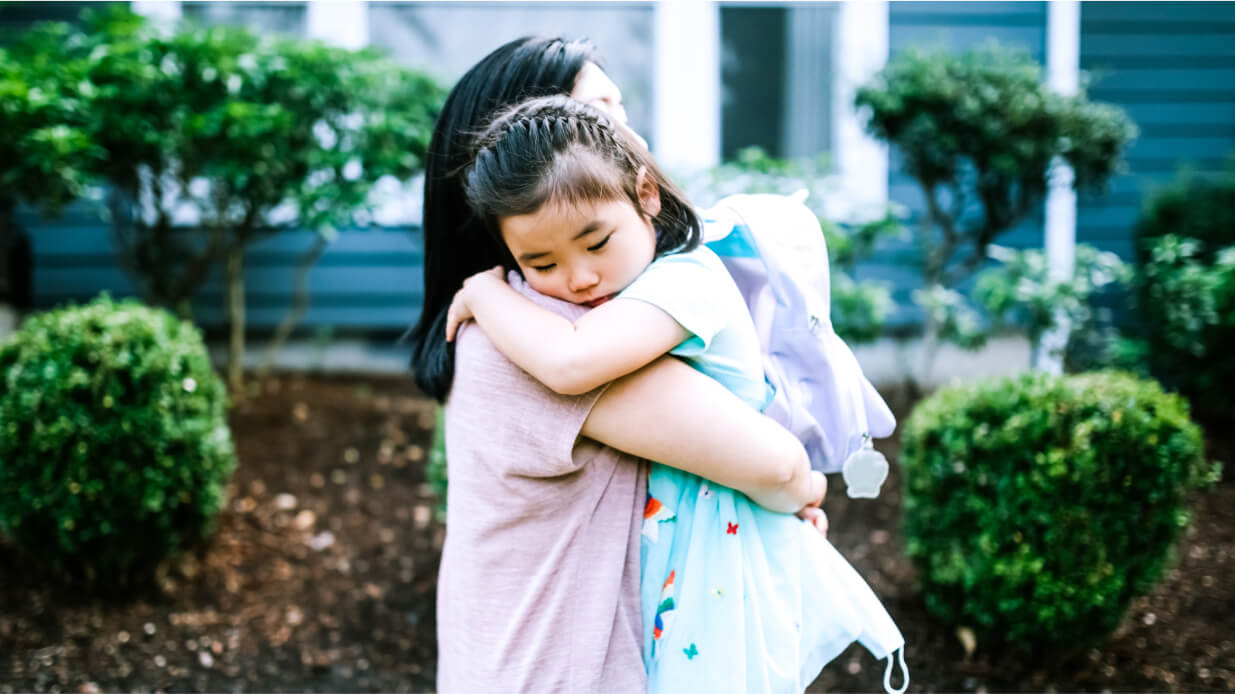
[1,374,1232,693]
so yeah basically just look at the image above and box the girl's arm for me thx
[445,267,686,395]
[582,353,826,514]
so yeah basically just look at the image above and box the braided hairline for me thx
[471,95,629,163]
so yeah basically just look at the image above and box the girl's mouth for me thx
[581,294,614,308]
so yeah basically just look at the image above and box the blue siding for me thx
[22,203,424,333]
[1079,1,1235,258]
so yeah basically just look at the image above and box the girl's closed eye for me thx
[587,233,612,252]
[531,262,556,272]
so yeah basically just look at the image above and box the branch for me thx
[919,178,961,287]
[258,232,329,379]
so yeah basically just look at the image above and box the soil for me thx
[1,374,1232,693]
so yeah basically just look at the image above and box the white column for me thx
[307,0,369,49]
[653,0,720,170]
[1037,0,1080,374]
[832,0,889,220]
[131,1,181,24]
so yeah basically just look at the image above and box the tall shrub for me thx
[0,296,237,590]
[901,371,1220,656]
[855,45,1135,380]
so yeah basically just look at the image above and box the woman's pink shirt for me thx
[435,283,648,694]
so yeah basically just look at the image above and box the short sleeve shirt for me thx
[436,275,648,694]
[618,245,771,410]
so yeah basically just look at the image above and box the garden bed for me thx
[0,374,1231,692]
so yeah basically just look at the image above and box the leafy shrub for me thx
[974,244,1132,369]
[901,371,1220,655]
[0,296,237,589]
[1132,175,1235,413]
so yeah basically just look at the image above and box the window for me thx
[720,3,835,161]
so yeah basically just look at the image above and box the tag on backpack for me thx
[842,439,889,499]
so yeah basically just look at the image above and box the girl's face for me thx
[500,184,661,308]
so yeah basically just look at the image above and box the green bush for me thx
[0,296,237,589]
[1132,175,1235,413]
[901,371,1220,655]
[427,406,447,519]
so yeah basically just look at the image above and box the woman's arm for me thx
[445,268,687,395]
[581,354,825,514]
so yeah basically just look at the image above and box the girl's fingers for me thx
[797,507,828,537]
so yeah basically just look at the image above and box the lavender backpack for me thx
[703,193,896,494]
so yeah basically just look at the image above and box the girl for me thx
[446,95,908,694]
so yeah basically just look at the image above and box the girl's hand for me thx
[796,471,828,537]
[797,506,828,537]
[445,266,506,342]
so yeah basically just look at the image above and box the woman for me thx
[406,37,824,693]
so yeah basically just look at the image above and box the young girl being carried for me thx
[445,95,908,694]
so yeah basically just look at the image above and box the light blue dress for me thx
[624,241,908,694]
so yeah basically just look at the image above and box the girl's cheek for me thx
[523,273,567,302]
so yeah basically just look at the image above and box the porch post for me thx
[306,0,369,49]
[832,0,890,219]
[1038,0,1080,373]
[653,0,720,170]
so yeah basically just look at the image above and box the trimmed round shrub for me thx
[1133,175,1235,414]
[0,296,236,589]
[901,371,1220,655]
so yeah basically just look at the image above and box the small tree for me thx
[71,8,444,390]
[0,23,99,308]
[855,44,1136,382]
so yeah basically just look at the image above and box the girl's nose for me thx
[569,267,600,293]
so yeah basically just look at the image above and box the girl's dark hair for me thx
[463,95,701,260]
[406,37,599,402]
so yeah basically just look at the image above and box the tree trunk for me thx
[225,245,246,394]
[258,234,328,379]
[917,310,941,392]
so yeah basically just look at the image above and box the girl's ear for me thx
[635,166,662,218]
